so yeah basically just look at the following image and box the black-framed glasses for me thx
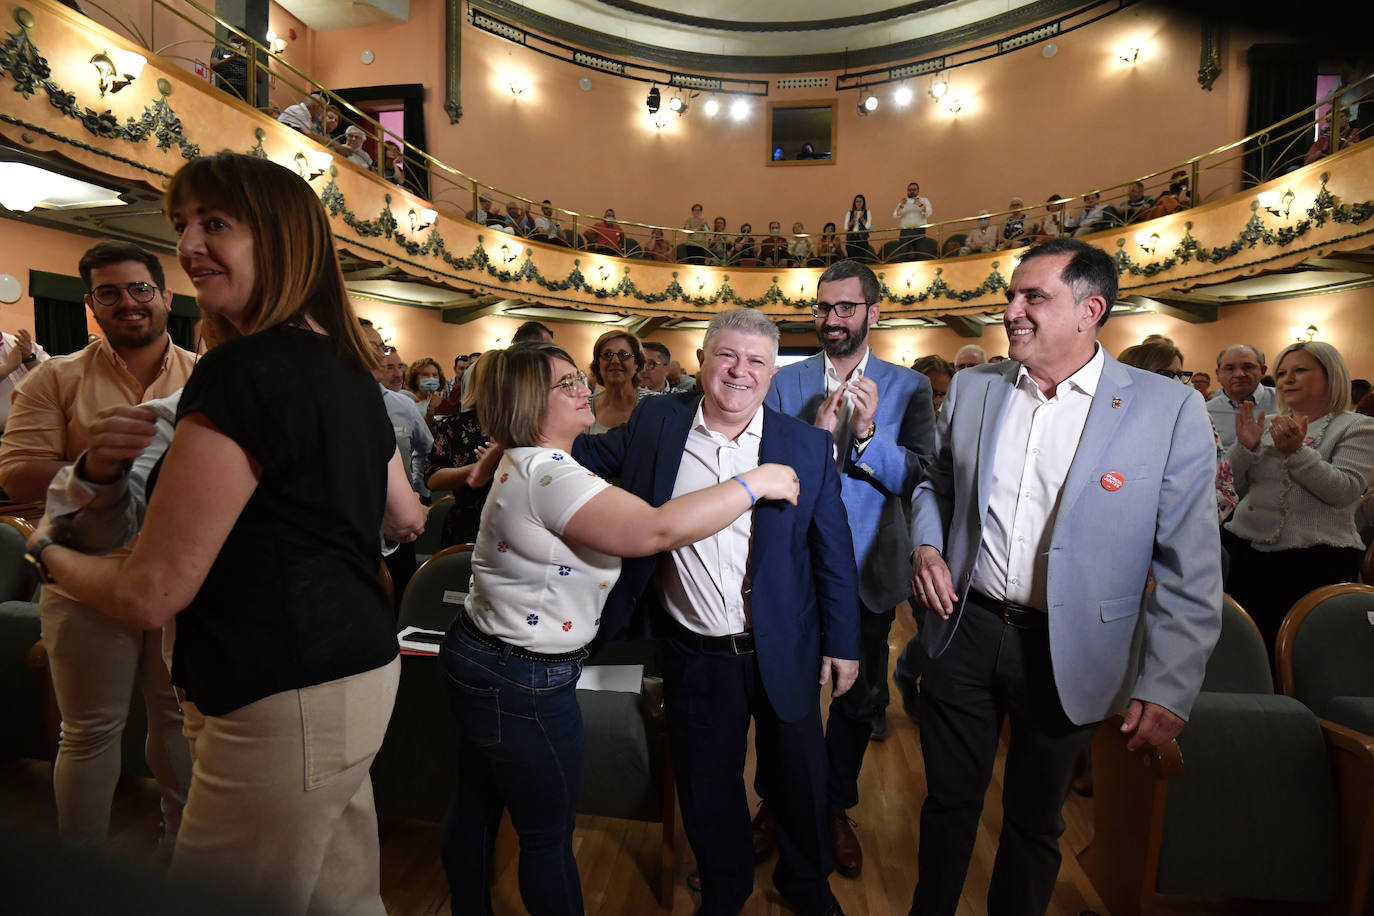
[1155,369,1194,384]
[812,300,870,319]
[642,359,664,370]
[599,350,634,363]
[89,282,160,307]
[551,370,589,396]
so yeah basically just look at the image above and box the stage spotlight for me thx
[704,97,720,117]
[894,85,913,106]
[729,98,749,121]
[864,94,878,111]
[668,95,687,114]
[646,86,661,113]
[930,78,948,99]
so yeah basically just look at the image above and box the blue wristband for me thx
[732,474,757,505]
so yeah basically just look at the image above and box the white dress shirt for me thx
[0,332,49,431]
[823,348,873,460]
[1207,385,1277,449]
[893,196,933,227]
[655,403,763,636]
[971,345,1105,610]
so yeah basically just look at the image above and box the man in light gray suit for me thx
[908,238,1222,916]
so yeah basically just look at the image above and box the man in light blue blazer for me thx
[762,259,934,877]
[908,239,1222,916]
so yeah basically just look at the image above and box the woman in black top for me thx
[30,153,426,914]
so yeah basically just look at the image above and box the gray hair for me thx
[1215,343,1266,370]
[703,309,779,361]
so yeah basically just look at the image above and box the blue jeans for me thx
[438,624,587,916]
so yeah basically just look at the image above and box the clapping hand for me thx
[1268,414,1309,456]
[813,386,845,437]
[1235,402,1266,450]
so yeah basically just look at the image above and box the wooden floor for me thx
[0,603,1309,915]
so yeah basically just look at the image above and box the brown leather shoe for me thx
[751,801,776,863]
[828,812,862,878]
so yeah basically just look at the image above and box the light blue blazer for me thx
[765,354,935,613]
[911,353,1222,725]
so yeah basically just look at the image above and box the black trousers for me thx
[910,593,1095,916]
[659,636,834,916]
[823,605,895,812]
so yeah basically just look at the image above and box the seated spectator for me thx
[788,221,815,264]
[728,223,756,264]
[277,93,324,134]
[1304,109,1360,165]
[647,227,673,262]
[504,200,533,235]
[816,222,843,261]
[639,342,673,393]
[341,126,372,168]
[912,355,953,413]
[996,198,1030,249]
[1067,192,1111,236]
[209,33,248,101]
[683,203,708,233]
[962,210,999,254]
[1121,180,1154,222]
[1138,181,1187,221]
[758,221,788,265]
[533,199,563,242]
[585,208,623,253]
[1192,371,1212,398]
[954,344,986,372]
[1031,194,1066,242]
[706,216,731,261]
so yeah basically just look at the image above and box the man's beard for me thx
[819,318,869,360]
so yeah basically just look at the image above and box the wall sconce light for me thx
[1116,45,1141,64]
[1289,323,1318,342]
[264,30,288,53]
[1134,231,1160,255]
[507,77,529,97]
[697,276,708,292]
[929,77,949,100]
[499,244,521,264]
[943,97,964,115]
[293,151,332,180]
[650,111,669,130]
[1258,189,1295,218]
[90,49,146,97]
[408,208,437,232]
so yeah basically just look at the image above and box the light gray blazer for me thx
[911,354,1223,725]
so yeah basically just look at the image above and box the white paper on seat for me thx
[397,625,445,655]
[577,664,643,693]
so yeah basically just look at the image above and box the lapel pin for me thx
[1101,471,1125,491]
[1112,397,1122,408]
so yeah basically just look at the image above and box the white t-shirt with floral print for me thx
[466,447,620,653]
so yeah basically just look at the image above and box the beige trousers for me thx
[39,589,192,845]
[173,656,400,916]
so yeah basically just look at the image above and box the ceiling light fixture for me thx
[646,86,661,114]
[90,49,146,96]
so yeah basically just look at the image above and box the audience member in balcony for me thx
[503,200,533,236]
[759,221,789,266]
[639,342,673,394]
[26,153,425,914]
[277,93,324,135]
[683,203,709,233]
[817,222,843,261]
[1222,341,1374,655]
[209,33,249,102]
[320,108,340,143]
[1066,191,1111,236]
[707,216,731,262]
[340,126,372,169]
[995,198,1030,250]
[1170,170,1192,206]
[1031,195,1066,242]
[728,223,757,264]
[406,357,447,427]
[913,355,954,414]
[962,210,999,254]
[1192,371,1212,398]
[440,342,799,916]
[0,327,49,433]
[1138,181,1187,221]
[789,221,816,265]
[534,200,563,242]
[647,227,673,262]
[953,344,986,372]
[585,208,623,253]
[1121,180,1154,222]
[1207,344,1275,449]
[588,331,647,433]
[842,193,873,260]
[425,355,495,548]
[466,194,496,226]
[1304,109,1361,165]
[893,181,934,248]
[381,140,404,186]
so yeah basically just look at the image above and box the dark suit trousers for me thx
[823,604,895,812]
[910,593,1095,916]
[659,635,834,916]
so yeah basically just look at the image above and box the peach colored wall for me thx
[304,2,1274,236]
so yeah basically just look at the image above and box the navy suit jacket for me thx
[764,353,935,612]
[573,392,860,723]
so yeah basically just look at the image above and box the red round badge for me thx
[1100,471,1125,492]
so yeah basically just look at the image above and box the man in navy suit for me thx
[761,259,934,876]
[909,238,1221,915]
[574,308,860,916]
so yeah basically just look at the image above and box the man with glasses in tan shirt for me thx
[0,240,197,847]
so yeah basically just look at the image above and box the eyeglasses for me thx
[551,371,589,396]
[1155,369,1194,384]
[812,301,871,319]
[642,359,664,369]
[89,282,161,307]
[599,350,635,363]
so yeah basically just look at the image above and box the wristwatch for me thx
[855,422,876,444]
[21,352,36,364]
[26,536,57,584]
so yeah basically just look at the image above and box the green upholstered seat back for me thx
[1199,595,1274,695]
[1291,588,1374,720]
